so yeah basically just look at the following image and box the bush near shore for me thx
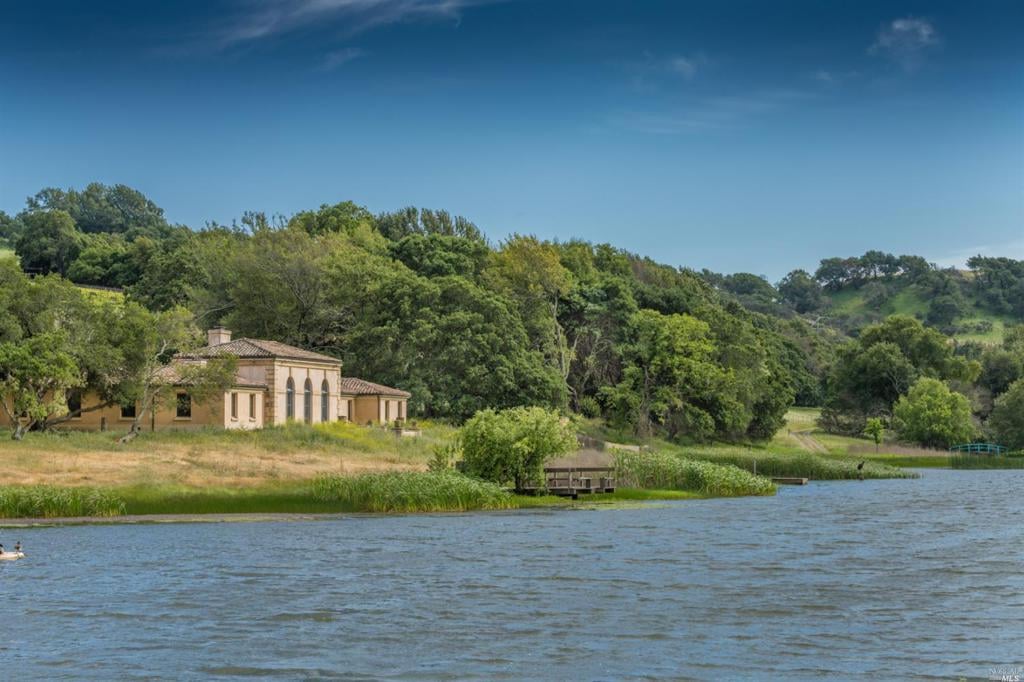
[0,485,126,518]
[313,471,516,513]
[614,451,776,497]
[671,446,916,480]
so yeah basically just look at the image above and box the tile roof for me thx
[340,377,411,398]
[154,363,268,390]
[180,338,341,365]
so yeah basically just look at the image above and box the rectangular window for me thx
[230,393,238,420]
[249,394,257,421]
[120,403,136,419]
[384,401,390,422]
[176,393,192,419]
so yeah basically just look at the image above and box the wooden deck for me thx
[517,466,616,499]
[771,477,809,485]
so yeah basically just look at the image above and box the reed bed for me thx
[0,485,126,518]
[950,454,1024,470]
[614,451,776,497]
[313,471,516,513]
[676,447,915,480]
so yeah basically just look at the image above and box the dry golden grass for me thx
[0,422,451,488]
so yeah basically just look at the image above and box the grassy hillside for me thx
[824,283,1014,344]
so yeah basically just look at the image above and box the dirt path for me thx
[791,430,829,454]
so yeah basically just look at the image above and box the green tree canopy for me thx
[460,406,577,488]
[15,210,82,276]
[987,379,1024,450]
[892,378,975,449]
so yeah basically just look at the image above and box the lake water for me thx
[1,469,1022,680]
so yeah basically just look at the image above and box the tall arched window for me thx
[321,379,330,423]
[285,377,295,420]
[303,378,313,424]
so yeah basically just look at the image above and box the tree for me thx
[892,378,975,449]
[0,332,82,439]
[602,309,725,441]
[288,201,374,236]
[863,417,885,452]
[460,406,577,489]
[117,307,237,440]
[777,269,824,313]
[987,379,1024,450]
[27,183,167,235]
[0,211,22,244]
[15,210,82,276]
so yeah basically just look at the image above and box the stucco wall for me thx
[350,395,408,426]
[2,388,266,432]
[268,360,343,426]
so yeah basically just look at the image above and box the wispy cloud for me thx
[623,51,708,91]
[320,46,367,70]
[667,56,700,80]
[868,17,940,72]
[613,88,815,135]
[201,0,499,52]
[932,239,1024,270]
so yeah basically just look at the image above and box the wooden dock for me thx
[518,466,616,499]
[771,477,809,485]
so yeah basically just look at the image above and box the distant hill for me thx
[704,252,1023,345]
[821,281,1014,344]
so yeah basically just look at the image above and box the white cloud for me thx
[932,239,1024,270]
[212,0,499,49]
[667,56,698,80]
[614,89,815,135]
[869,17,940,72]
[320,46,367,70]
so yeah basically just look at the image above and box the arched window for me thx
[285,377,295,420]
[321,379,330,423]
[303,378,313,424]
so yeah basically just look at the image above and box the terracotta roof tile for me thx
[180,338,341,365]
[340,377,411,398]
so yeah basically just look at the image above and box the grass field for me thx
[0,421,455,488]
[824,284,1014,344]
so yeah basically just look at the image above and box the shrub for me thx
[893,378,975,449]
[460,407,577,488]
[614,451,775,497]
[988,379,1024,450]
[312,471,514,512]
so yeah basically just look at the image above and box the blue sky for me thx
[1,0,1021,279]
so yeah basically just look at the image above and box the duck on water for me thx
[0,542,25,561]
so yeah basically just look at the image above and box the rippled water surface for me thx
[2,469,1023,680]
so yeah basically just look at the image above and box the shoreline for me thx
[0,493,705,527]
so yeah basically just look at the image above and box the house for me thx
[2,327,410,432]
[339,377,412,426]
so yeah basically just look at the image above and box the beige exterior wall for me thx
[266,359,343,426]
[349,395,408,426]
[223,389,265,430]
[2,388,267,433]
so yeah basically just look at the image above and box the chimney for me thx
[207,327,232,346]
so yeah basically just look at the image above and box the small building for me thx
[2,327,412,432]
[339,377,412,426]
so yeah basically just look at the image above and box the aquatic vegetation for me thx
[950,454,1024,470]
[313,471,516,513]
[614,451,776,497]
[0,485,125,518]
[673,446,915,480]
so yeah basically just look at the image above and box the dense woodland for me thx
[1,183,1023,449]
